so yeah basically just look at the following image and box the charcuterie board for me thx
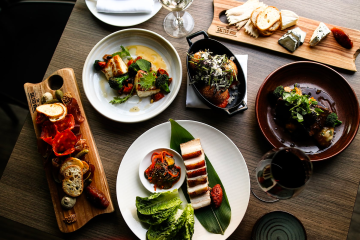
[24,68,114,233]
[207,0,360,71]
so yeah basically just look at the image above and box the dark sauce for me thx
[270,85,340,154]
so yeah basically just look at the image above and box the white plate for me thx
[85,0,162,27]
[139,147,185,193]
[82,29,182,123]
[116,120,250,240]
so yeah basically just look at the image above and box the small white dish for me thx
[85,0,162,27]
[139,147,185,193]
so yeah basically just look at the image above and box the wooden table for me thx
[1,0,360,239]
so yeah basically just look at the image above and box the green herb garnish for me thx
[112,45,132,60]
[110,84,135,104]
[139,71,156,91]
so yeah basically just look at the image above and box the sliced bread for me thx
[62,165,82,179]
[256,6,281,31]
[49,103,67,122]
[269,20,281,32]
[250,6,266,26]
[36,103,64,118]
[60,158,84,175]
[62,172,83,197]
[82,161,89,174]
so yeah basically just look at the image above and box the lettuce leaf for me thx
[174,204,195,240]
[137,202,181,225]
[146,207,186,240]
[136,189,182,215]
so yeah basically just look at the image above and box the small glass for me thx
[159,0,194,38]
[251,147,313,203]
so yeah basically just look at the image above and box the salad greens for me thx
[138,71,157,91]
[274,85,322,123]
[112,45,132,60]
[136,189,195,240]
[109,85,135,104]
[129,59,152,74]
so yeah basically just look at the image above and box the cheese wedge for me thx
[244,20,259,38]
[280,10,299,30]
[309,22,330,47]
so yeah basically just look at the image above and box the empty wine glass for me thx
[251,147,313,203]
[159,0,194,38]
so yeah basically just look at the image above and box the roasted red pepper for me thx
[98,61,106,68]
[151,92,165,102]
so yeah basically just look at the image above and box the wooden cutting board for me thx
[207,0,360,71]
[24,68,114,233]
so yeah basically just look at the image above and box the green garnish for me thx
[139,71,156,91]
[112,46,132,60]
[128,59,152,74]
[326,112,342,127]
[274,85,320,123]
[110,84,135,104]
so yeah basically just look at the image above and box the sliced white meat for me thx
[180,138,202,159]
[188,183,209,198]
[187,175,208,187]
[184,151,206,170]
[101,55,128,80]
[187,166,207,178]
[190,191,211,210]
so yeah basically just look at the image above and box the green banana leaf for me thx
[169,119,231,235]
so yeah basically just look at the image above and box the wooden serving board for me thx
[24,68,114,233]
[208,0,360,71]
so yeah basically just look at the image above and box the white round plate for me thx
[85,0,162,27]
[139,147,185,193]
[82,29,182,123]
[116,120,250,240]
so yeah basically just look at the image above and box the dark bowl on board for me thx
[186,30,247,115]
[255,61,360,161]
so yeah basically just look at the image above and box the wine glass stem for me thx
[173,11,183,29]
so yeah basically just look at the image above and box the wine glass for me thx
[159,0,194,38]
[251,147,313,203]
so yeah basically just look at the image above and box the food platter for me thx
[85,0,162,27]
[82,28,182,123]
[116,120,250,239]
[256,61,360,161]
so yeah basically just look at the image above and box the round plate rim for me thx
[116,120,251,239]
[251,210,307,240]
[255,61,360,161]
[82,28,182,123]
[84,0,162,27]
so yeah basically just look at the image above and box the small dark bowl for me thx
[186,30,247,115]
[255,61,360,161]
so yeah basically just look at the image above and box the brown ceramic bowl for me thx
[255,61,360,161]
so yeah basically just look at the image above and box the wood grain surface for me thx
[208,0,360,72]
[0,0,360,239]
[23,68,114,233]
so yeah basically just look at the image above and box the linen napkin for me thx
[96,0,154,13]
[186,55,248,109]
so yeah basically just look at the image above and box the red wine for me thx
[271,150,307,188]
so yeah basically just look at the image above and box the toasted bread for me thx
[259,29,274,36]
[256,6,281,31]
[250,6,266,26]
[62,169,83,197]
[49,103,67,122]
[62,165,82,179]
[60,158,84,175]
[269,19,281,32]
[36,103,64,118]
[82,161,89,174]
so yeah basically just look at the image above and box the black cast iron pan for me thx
[186,30,248,115]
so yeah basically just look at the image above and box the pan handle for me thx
[224,101,248,116]
[186,30,209,47]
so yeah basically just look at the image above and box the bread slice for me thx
[250,6,266,26]
[256,6,281,31]
[62,165,82,179]
[259,29,274,36]
[82,161,89,174]
[62,170,83,197]
[269,20,281,32]
[49,103,67,122]
[60,158,84,175]
[36,103,64,118]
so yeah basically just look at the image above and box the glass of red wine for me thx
[251,147,313,203]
